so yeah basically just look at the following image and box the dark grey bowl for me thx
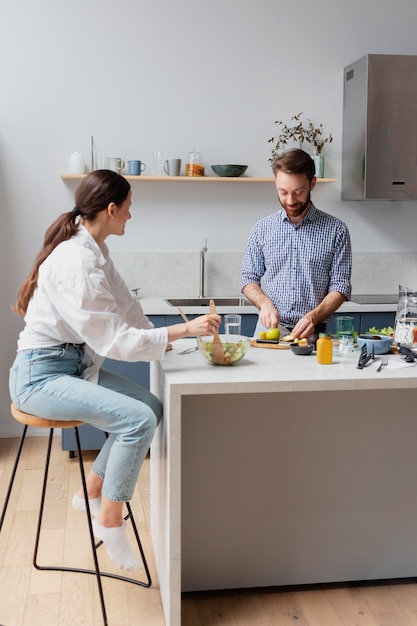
[211,164,248,177]
[290,343,314,356]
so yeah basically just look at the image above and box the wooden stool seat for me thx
[1,402,151,626]
[11,403,85,430]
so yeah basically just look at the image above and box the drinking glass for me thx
[339,335,354,356]
[335,316,354,338]
[224,314,241,335]
[152,151,164,175]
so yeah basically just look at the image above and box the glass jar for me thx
[185,151,205,177]
[316,333,333,364]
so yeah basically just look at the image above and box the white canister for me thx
[69,152,85,174]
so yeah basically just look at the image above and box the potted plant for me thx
[268,112,333,177]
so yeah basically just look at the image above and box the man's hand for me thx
[292,315,315,339]
[258,301,279,330]
[242,284,279,329]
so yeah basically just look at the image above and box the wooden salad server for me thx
[209,299,225,363]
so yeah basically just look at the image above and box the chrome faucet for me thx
[199,239,208,298]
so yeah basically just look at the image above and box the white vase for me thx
[69,152,85,174]
[312,150,324,178]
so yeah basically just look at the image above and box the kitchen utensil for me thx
[357,333,393,355]
[399,346,417,362]
[356,343,375,369]
[209,299,225,363]
[376,357,389,372]
[211,164,248,178]
[177,307,190,323]
[178,346,198,355]
[250,339,289,350]
[197,335,249,365]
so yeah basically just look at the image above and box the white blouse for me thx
[17,225,168,382]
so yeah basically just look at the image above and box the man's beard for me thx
[280,192,311,220]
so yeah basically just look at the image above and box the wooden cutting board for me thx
[250,339,290,350]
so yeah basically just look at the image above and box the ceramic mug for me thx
[107,157,125,174]
[163,158,181,176]
[127,160,146,176]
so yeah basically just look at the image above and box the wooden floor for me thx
[1,435,417,626]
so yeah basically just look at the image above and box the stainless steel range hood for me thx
[342,54,417,200]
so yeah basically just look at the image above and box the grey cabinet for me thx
[327,312,395,335]
[359,312,395,333]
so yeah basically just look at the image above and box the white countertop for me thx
[150,335,417,626]
[139,296,398,316]
[157,338,416,393]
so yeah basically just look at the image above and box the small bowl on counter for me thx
[357,334,393,355]
[211,164,248,178]
[197,335,250,365]
[290,343,314,356]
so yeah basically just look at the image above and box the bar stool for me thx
[0,403,152,626]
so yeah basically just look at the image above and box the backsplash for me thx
[111,250,417,298]
[111,251,244,297]
[351,252,417,294]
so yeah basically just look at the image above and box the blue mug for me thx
[127,160,146,175]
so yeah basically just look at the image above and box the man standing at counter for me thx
[241,149,352,339]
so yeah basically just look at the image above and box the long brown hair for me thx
[13,170,131,316]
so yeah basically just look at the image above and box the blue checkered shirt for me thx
[241,203,352,326]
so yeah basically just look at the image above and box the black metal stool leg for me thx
[0,425,28,533]
[32,427,109,626]
[75,426,108,626]
[3,421,152,626]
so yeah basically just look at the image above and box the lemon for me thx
[258,331,267,339]
[266,328,280,341]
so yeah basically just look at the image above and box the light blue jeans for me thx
[9,344,162,502]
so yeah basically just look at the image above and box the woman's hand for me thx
[186,313,221,337]
[167,313,221,343]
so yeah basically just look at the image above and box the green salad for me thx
[368,326,395,336]
[198,339,248,365]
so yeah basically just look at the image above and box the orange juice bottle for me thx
[316,333,333,364]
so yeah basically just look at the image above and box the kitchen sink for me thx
[165,297,252,307]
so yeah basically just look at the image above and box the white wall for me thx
[1,0,417,434]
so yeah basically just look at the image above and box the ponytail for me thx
[12,170,131,316]
[12,212,79,316]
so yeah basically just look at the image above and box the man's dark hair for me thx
[271,148,316,182]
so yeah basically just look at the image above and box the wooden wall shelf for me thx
[61,174,338,184]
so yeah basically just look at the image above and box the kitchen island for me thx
[150,339,417,626]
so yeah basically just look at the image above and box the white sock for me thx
[92,519,140,571]
[72,493,102,518]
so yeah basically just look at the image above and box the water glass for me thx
[335,316,354,338]
[152,151,164,175]
[224,314,241,335]
[339,335,354,356]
